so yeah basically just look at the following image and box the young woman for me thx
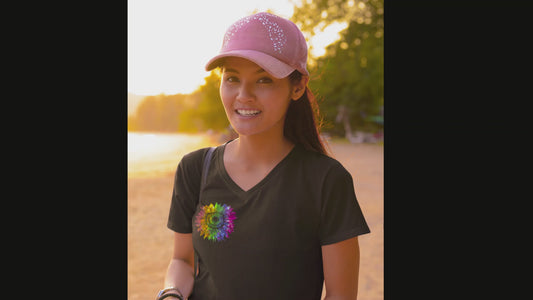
[157,12,370,300]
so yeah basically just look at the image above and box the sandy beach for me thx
[128,138,383,300]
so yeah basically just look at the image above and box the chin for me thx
[228,114,286,138]
[230,126,257,137]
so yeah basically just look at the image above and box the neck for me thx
[228,133,294,166]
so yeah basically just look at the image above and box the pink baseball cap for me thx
[205,12,309,79]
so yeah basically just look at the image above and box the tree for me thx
[194,71,229,131]
[131,93,187,132]
[291,0,384,136]
[129,72,229,134]
[134,95,160,131]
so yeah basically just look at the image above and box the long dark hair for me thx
[285,71,330,156]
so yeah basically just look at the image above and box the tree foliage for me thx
[194,71,228,131]
[292,0,383,134]
[128,71,229,133]
[128,93,185,132]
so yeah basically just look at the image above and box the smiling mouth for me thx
[236,109,261,116]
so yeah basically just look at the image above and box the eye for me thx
[257,77,273,84]
[224,76,239,83]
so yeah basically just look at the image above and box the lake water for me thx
[128,132,214,178]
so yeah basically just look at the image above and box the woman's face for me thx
[220,57,298,138]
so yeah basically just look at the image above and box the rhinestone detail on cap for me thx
[223,13,287,54]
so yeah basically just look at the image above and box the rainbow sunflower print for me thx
[195,203,236,242]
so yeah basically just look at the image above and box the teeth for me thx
[237,109,261,116]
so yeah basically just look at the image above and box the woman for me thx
[157,12,370,300]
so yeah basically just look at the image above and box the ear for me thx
[291,75,310,101]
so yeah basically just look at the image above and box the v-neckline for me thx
[217,142,297,196]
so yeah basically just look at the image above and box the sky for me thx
[128,0,346,96]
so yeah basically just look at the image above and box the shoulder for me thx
[293,145,353,182]
[178,147,213,170]
[174,147,215,186]
[295,145,350,174]
[181,147,212,162]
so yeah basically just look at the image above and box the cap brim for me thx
[205,50,295,79]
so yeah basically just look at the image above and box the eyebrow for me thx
[223,67,266,74]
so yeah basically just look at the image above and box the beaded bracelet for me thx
[158,293,183,300]
[156,287,184,300]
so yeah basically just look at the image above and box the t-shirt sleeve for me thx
[167,148,207,233]
[318,162,370,245]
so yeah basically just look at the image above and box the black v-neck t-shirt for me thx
[168,143,370,300]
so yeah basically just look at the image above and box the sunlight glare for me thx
[128,0,345,96]
[309,21,349,58]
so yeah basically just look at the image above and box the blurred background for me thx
[128,0,383,299]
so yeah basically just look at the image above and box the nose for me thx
[236,82,255,103]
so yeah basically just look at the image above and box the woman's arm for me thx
[321,236,360,300]
[161,232,195,299]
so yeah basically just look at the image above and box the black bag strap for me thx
[194,146,216,278]
[201,147,216,188]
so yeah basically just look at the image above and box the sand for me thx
[128,140,383,300]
